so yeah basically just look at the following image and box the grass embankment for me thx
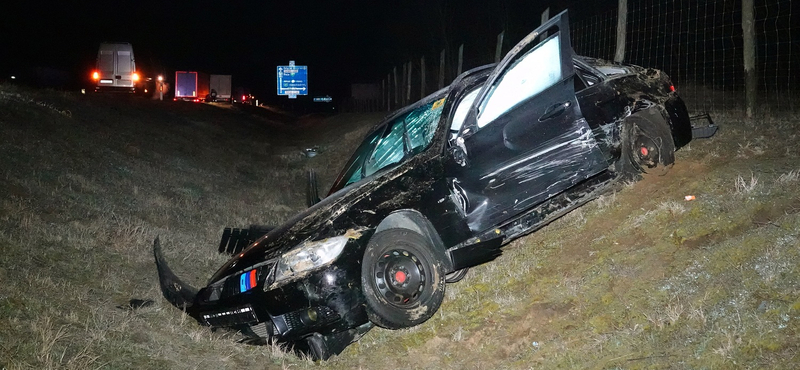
[0,84,797,369]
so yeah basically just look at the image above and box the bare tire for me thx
[618,109,676,177]
[361,228,445,329]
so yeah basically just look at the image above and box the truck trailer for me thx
[174,71,209,102]
[208,74,232,102]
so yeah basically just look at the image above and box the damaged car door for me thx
[448,11,608,233]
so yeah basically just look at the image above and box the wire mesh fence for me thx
[623,0,748,113]
[362,0,798,115]
[571,0,797,114]
[625,0,800,111]
[754,0,796,112]
[572,9,618,62]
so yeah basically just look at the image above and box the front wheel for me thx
[361,228,445,329]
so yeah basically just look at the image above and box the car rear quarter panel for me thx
[578,65,692,165]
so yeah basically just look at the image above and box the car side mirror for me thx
[449,137,469,167]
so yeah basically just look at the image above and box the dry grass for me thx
[1,83,799,369]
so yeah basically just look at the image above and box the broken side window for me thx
[574,73,588,91]
[576,66,600,88]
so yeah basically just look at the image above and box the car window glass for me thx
[595,65,627,76]
[117,51,131,73]
[99,51,114,72]
[477,35,562,128]
[577,66,599,87]
[450,88,480,134]
[343,128,383,186]
[407,98,446,152]
[364,117,406,177]
[574,74,587,91]
[332,97,446,193]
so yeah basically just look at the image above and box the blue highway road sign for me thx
[277,62,308,98]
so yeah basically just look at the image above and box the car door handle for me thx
[538,101,571,121]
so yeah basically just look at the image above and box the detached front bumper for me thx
[664,95,693,148]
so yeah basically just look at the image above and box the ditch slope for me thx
[0,84,797,369]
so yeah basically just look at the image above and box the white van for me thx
[92,42,139,92]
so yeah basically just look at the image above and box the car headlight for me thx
[273,236,349,284]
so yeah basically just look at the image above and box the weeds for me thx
[712,329,741,361]
[734,173,760,195]
[593,192,617,210]
[664,303,684,325]
[776,169,800,184]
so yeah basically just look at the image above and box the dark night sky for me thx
[2,0,613,101]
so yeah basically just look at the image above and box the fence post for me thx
[393,66,398,107]
[438,49,446,89]
[457,44,464,76]
[742,0,756,118]
[495,31,505,63]
[386,73,391,111]
[420,56,426,98]
[614,0,627,63]
[541,7,550,39]
[401,62,407,105]
[406,61,412,103]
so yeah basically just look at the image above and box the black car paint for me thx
[446,17,611,234]
[154,10,693,360]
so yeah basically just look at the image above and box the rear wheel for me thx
[618,109,676,178]
[361,228,445,329]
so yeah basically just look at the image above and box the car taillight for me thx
[92,71,99,80]
[670,85,676,92]
[132,72,140,82]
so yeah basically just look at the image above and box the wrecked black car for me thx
[154,11,692,360]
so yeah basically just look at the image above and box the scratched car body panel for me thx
[154,11,692,360]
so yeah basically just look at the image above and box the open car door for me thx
[448,10,608,233]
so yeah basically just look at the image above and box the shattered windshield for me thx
[328,98,446,195]
[364,117,406,177]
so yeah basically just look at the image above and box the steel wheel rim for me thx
[633,126,659,168]
[373,249,426,307]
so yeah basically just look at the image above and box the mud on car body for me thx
[154,11,693,360]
